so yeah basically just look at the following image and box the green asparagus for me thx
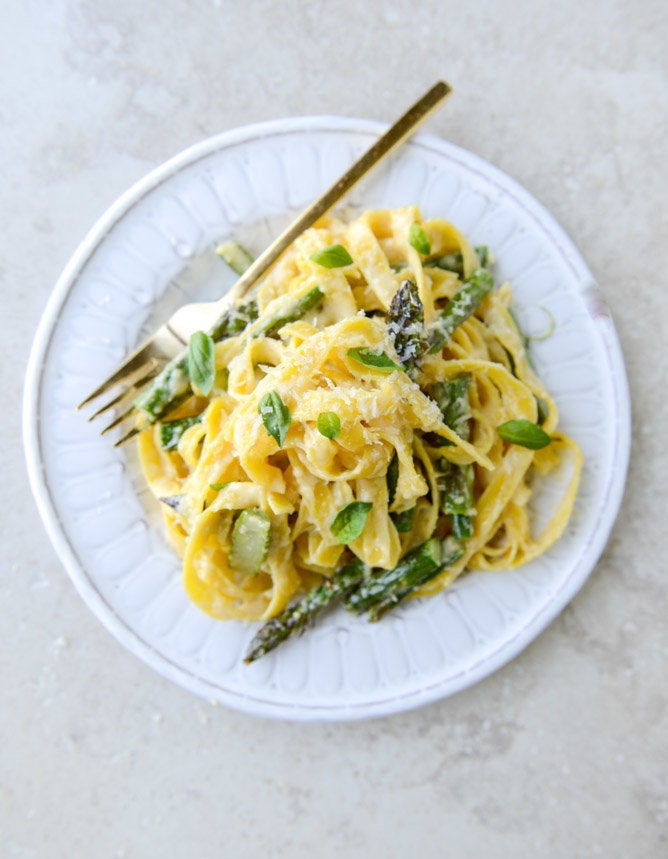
[387,279,426,378]
[422,373,472,449]
[228,510,271,575]
[215,241,254,276]
[159,415,202,450]
[391,507,415,533]
[208,300,259,342]
[430,245,490,275]
[366,537,464,621]
[244,559,366,663]
[245,536,466,662]
[429,374,475,538]
[135,300,258,423]
[439,460,475,540]
[428,374,472,440]
[253,285,324,338]
[345,538,443,615]
[427,269,494,353]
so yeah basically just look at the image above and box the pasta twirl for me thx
[136,206,582,655]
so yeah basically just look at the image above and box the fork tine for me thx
[113,425,143,448]
[100,402,140,436]
[87,362,160,422]
[76,347,161,411]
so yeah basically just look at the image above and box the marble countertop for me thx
[3,1,667,856]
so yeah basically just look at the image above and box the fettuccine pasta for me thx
[137,206,582,636]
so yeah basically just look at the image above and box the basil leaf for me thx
[330,501,373,544]
[316,411,341,440]
[258,390,291,447]
[497,419,551,450]
[347,347,403,373]
[310,244,353,268]
[187,331,215,396]
[408,224,431,255]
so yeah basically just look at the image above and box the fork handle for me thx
[219,80,452,307]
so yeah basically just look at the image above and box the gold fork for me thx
[77,80,452,444]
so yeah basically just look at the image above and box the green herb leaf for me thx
[209,482,229,491]
[408,224,431,255]
[258,390,291,447]
[310,244,353,268]
[347,347,403,374]
[316,411,341,440]
[187,331,216,396]
[330,501,373,544]
[497,419,551,450]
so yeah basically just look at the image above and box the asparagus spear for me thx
[135,299,258,422]
[428,375,475,538]
[430,245,490,274]
[422,373,472,450]
[228,510,271,575]
[428,374,472,440]
[345,538,443,615]
[366,537,464,621]
[215,241,255,276]
[209,299,259,342]
[243,559,366,663]
[439,460,475,540]
[253,285,324,338]
[427,268,494,353]
[387,279,426,378]
[245,537,465,662]
[159,414,202,450]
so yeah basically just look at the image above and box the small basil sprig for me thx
[497,419,551,450]
[347,347,403,374]
[258,390,291,447]
[317,411,341,440]
[310,244,353,268]
[330,501,373,544]
[188,331,216,395]
[408,224,431,255]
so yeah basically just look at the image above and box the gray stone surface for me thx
[2,1,667,856]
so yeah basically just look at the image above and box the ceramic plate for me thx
[23,117,630,721]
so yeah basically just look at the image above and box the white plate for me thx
[23,117,630,721]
